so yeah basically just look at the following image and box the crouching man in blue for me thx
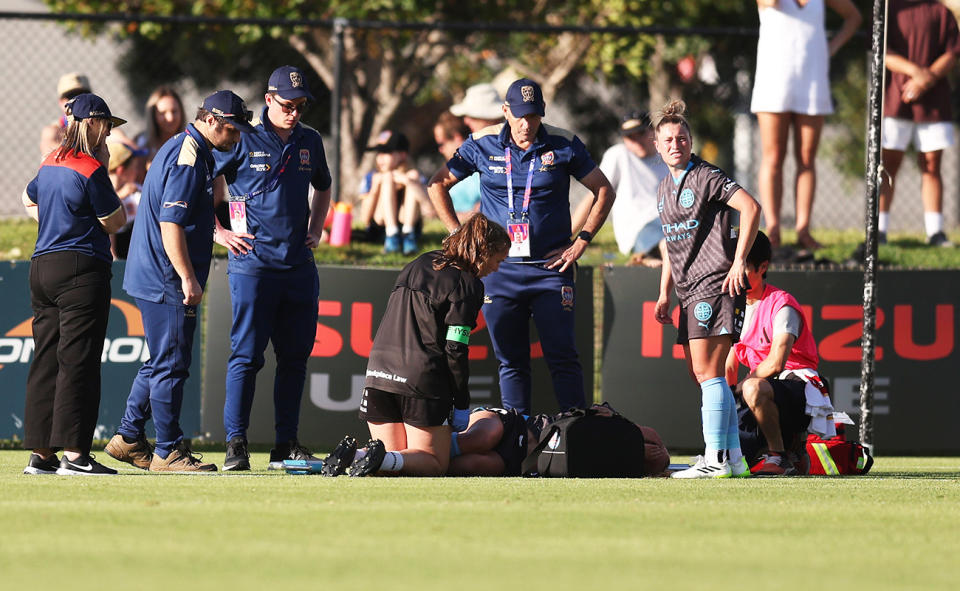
[210,66,332,471]
[427,78,615,413]
[105,91,254,472]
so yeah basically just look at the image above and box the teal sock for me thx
[722,381,742,459]
[700,377,726,453]
[450,432,462,458]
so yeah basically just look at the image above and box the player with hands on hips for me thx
[650,99,761,479]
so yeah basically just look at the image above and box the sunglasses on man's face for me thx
[273,97,308,114]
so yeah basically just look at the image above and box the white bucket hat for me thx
[450,83,504,120]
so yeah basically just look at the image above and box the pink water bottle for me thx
[329,202,353,247]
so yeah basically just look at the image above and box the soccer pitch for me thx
[1,452,958,591]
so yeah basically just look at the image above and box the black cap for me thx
[504,78,545,118]
[267,65,315,101]
[66,93,126,127]
[620,111,651,135]
[201,90,256,133]
[367,130,410,153]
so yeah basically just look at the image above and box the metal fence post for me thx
[859,0,888,453]
[330,17,347,203]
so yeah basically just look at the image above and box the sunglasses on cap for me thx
[214,109,254,124]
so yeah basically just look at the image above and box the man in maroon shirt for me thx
[879,0,960,246]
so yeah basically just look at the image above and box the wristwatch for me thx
[577,230,593,243]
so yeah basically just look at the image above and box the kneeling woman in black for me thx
[324,213,510,476]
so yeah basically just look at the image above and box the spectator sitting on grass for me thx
[357,130,433,255]
[572,110,668,267]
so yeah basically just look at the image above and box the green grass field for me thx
[1,451,958,591]
[3,220,959,590]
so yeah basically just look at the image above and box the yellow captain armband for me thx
[446,325,471,345]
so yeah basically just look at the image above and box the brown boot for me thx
[104,433,154,470]
[149,441,217,472]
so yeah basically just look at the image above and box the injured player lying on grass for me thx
[310,403,671,478]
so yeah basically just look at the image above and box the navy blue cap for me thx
[201,90,256,133]
[66,93,126,127]
[504,78,545,118]
[268,65,315,101]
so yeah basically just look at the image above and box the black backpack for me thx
[521,406,646,478]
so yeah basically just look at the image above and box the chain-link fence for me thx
[2,6,959,235]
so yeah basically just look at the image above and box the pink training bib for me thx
[736,283,819,372]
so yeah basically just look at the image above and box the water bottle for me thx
[329,202,353,247]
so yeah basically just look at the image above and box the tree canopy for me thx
[44,0,798,199]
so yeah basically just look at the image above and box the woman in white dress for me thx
[751,0,860,250]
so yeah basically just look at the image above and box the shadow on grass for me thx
[864,471,960,480]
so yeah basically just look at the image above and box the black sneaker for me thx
[269,439,317,470]
[56,454,118,475]
[23,453,60,475]
[223,436,250,471]
[321,436,357,477]
[928,231,953,247]
[348,439,385,477]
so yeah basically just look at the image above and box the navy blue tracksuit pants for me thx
[481,262,585,414]
[223,267,319,443]
[118,298,197,457]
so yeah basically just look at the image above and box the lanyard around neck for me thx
[233,148,293,202]
[505,147,536,219]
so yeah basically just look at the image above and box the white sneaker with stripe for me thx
[671,455,732,479]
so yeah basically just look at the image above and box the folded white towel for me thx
[779,368,837,438]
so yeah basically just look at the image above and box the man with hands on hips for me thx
[211,66,332,471]
[427,78,615,414]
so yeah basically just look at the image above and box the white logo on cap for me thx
[289,72,303,88]
[521,85,535,103]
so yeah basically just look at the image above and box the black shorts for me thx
[358,388,452,428]
[677,292,746,344]
[738,377,811,461]
[477,407,534,477]
[769,377,810,441]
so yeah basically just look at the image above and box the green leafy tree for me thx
[43,0,786,198]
